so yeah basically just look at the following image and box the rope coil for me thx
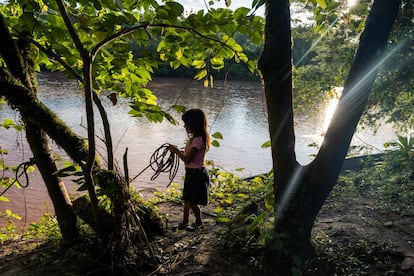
[0,157,36,197]
[130,143,179,187]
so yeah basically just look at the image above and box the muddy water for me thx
[0,73,396,227]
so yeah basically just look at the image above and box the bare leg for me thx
[182,200,191,224]
[190,204,202,225]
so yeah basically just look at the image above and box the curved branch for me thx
[55,0,87,58]
[0,68,88,164]
[55,0,101,233]
[30,38,113,170]
[30,39,83,82]
[91,23,244,62]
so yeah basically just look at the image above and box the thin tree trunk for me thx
[93,92,114,170]
[55,0,102,233]
[25,123,79,242]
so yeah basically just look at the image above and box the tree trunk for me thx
[0,14,80,242]
[309,0,402,217]
[25,123,79,242]
[258,0,298,205]
[259,0,401,274]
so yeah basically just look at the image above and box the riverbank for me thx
[0,190,413,275]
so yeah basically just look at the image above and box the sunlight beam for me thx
[294,17,339,68]
[276,165,306,217]
[338,41,406,126]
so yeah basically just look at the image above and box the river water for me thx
[0,73,396,227]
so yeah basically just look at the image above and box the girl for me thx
[169,109,210,231]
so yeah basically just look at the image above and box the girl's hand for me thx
[169,145,179,154]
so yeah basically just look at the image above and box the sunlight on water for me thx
[322,88,341,133]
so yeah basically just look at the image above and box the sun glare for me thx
[347,0,358,8]
[322,88,341,133]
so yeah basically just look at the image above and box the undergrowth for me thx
[1,142,413,275]
[336,135,414,216]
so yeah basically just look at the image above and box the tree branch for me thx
[30,39,83,82]
[55,0,87,58]
[0,68,89,164]
[91,23,244,62]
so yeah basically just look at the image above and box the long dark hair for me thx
[182,109,210,151]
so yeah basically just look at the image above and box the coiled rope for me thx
[130,143,179,187]
[0,157,36,197]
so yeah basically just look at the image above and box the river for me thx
[0,73,397,227]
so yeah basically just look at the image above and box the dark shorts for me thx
[183,167,209,206]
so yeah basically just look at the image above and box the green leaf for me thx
[155,2,184,20]
[155,6,169,19]
[53,165,82,177]
[261,140,271,148]
[1,118,15,129]
[212,132,223,139]
[172,105,187,113]
[216,217,230,223]
[0,196,10,202]
[165,2,184,17]
[214,207,223,213]
[316,0,327,9]
[211,140,220,147]
[210,56,224,68]
[247,211,267,234]
[194,69,207,80]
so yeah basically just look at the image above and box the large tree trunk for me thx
[258,0,298,205]
[259,0,401,273]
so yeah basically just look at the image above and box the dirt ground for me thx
[0,194,413,275]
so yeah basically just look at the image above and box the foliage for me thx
[0,0,411,274]
[1,118,24,131]
[292,16,358,113]
[150,163,274,225]
[25,213,62,240]
[147,160,275,238]
[336,135,414,215]
[0,211,61,243]
[0,209,21,242]
[0,0,264,122]
[366,1,414,130]
[208,166,273,222]
[150,182,183,204]
[0,0,265,246]
[154,32,263,81]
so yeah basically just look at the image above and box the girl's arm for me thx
[169,145,198,164]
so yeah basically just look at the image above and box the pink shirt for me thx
[184,136,206,168]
